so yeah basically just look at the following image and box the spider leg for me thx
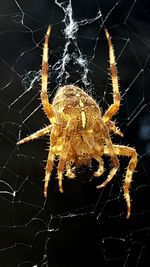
[44,123,65,196]
[44,145,55,197]
[17,125,52,145]
[66,163,76,179]
[93,156,104,177]
[41,26,56,124]
[57,158,66,193]
[103,145,137,219]
[102,29,120,123]
[106,121,123,137]
[97,119,120,188]
[96,154,119,189]
[56,119,78,190]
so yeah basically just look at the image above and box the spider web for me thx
[0,0,150,266]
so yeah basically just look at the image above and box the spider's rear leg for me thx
[97,120,120,189]
[57,156,75,192]
[106,145,137,219]
[44,147,55,197]
[57,158,66,193]
[96,153,119,189]
[106,121,123,137]
[93,156,104,177]
[66,163,76,179]
[17,125,52,145]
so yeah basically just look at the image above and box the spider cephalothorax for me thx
[17,26,138,218]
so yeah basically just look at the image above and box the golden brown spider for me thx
[17,26,138,219]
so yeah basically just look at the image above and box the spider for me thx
[17,26,138,219]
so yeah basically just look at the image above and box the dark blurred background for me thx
[0,0,150,266]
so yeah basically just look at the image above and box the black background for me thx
[0,0,150,266]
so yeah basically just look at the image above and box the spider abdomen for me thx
[52,85,101,129]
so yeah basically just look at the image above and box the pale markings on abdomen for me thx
[79,98,86,129]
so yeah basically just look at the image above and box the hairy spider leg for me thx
[41,26,56,124]
[93,156,104,177]
[97,145,137,218]
[97,119,120,188]
[106,121,123,137]
[43,123,63,196]
[57,158,65,193]
[56,118,80,191]
[57,145,73,192]
[66,163,76,178]
[44,119,76,194]
[44,144,55,197]
[17,26,55,145]
[17,125,52,145]
[103,145,137,218]
[103,29,120,123]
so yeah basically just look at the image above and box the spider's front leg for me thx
[102,29,120,123]
[41,25,56,124]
